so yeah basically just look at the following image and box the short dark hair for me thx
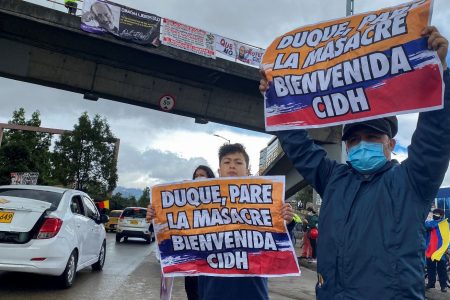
[433,208,444,217]
[192,165,215,179]
[307,207,316,214]
[218,143,249,167]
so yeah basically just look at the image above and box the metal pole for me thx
[213,134,230,144]
[346,0,354,16]
[0,126,3,147]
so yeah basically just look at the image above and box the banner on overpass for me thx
[214,35,265,67]
[262,0,444,131]
[161,18,215,59]
[214,35,238,60]
[151,176,300,277]
[81,0,161,46]
[235,42,265,67]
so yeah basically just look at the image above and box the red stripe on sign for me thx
[266,64,443,127]
[163,250,299,275]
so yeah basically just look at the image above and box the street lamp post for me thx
[213,134,231,144]
[346,0,354,16]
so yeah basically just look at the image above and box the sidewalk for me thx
[291,236,448,300]
[113,244,447,300]
[112,249,316,300]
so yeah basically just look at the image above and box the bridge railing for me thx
[26,0,84,15]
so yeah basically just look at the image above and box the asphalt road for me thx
[0,232,156,299]
[0,232,318,300]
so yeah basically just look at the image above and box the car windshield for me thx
[122,208,146,218]
[0,188,63,210]
[110,211,122,217]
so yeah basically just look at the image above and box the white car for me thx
[0,185,108,288]
[116,207,153,244]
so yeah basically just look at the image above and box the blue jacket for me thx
[276,69,450,300]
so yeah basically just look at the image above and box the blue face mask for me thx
[347,141,388,174]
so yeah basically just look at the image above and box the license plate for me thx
[0,211,14,223]
[130,220,138,225]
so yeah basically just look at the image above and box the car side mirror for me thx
[98,214,109,224]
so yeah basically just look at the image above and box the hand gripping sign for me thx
[151,176,300,277]
[262,0,444,131]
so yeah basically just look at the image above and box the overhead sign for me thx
[159,95,176,111]
[262,0,443,131]
[151,176,300,277]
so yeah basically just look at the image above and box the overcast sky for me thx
[1,0,449,189]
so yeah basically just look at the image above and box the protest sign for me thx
[236,42,265,67]
[262,0,443,131]
[161,18,215,59]
[214,35,237,60]
[81,0,161,46]
[152,176,300,277]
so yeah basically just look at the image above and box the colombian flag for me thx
[426,219,450,261]
[97,200,110,210]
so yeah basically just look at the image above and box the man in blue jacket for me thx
[260,26,449,299]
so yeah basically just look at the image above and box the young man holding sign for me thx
[147,143,295,300]
[260,26,449,299]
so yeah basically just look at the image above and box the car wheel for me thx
[123,236,128,242]
[92,240,106,271]
[146,237,151,244]
[115,234,121,243]
[58,250,78,288]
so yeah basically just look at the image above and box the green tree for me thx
[110,193,138,210]
[52,112,118,199]
[137,187,150,208]
[0,108,52,185]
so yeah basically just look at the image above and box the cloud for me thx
[5,0,450,189]
[117,144,209,188]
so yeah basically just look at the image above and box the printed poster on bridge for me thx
[214,35,265,67]
[151,176,300,277]
[161,18,215,59]
[262,0,444,131]
[81,0,161,46]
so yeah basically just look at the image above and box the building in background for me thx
[258,137,282,175]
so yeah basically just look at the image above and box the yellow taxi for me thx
[105,210,123,232]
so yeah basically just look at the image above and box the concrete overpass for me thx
[0,0,342,195]
[259,138,342,199]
